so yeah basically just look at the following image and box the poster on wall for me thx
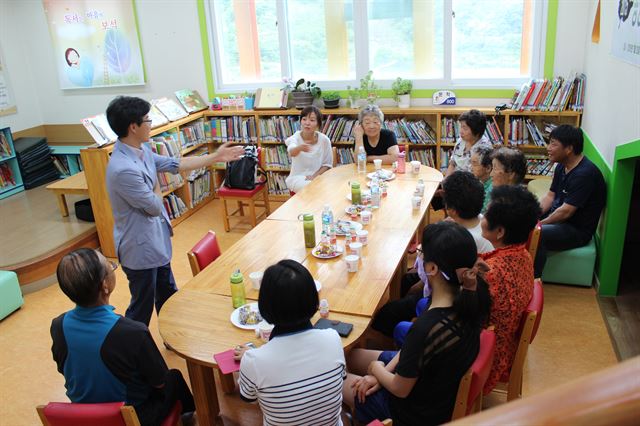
[0,43,17,116]
[42,0,146,89]
[611,0,640,66]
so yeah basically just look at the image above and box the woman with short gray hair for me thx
[354,104,399,165]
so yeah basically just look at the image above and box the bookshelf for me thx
[50,145,84,178]
[83,107,580,256]
[0,127,25,200]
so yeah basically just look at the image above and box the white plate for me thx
[366,180,389,188]
[335,220,363,236]
[311,244,344,259]
[230,302,268,330]
[315,280,322,292]
[367,170,396,181]
[346,190,370,201]
[344,205,366,216]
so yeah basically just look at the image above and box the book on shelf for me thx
[336,147,355,164]
[189,171,211,208]
[211,116,257,144]
[147,138,184,192]
[440,147,452,173]
[152,97,188,121]
[509,118,548,147]
[485,117,504,145]
[384,118,436,145]
[0,162,16,187]
[407,148,436,168]
[0,131,13,157]
[175,89,208,113]
[163,193,187,219]
[266,171,289,195]
[322,116,356,143]
[441,117,459,143]
[526,153,556,177]
[82,113,118,146]
[511,73,585,112]
[254,88,287,110]
[259,116,299,142]
[148,104,169,128]
[51,156,70,176]
[263,145,291,170]
[180,119,207,148]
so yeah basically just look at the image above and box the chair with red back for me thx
[187,230,222,276]
[451,328,497,420]
[36,401,182,426]
[525,222,542,263]
[498,278,544,401]
[218,147,270,231]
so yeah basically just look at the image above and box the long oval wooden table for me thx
[158,164,442,426]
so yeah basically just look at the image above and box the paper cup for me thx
[345,255,359,272]
[249,271,263,290]
[412,196,422,210]
[349,241,363,256]
[373,159,382,170]
[410,160,421,174]
[357,230,369,245]
[360,210,372,225]
[259,323,274,342]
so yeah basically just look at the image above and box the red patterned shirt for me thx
[480,244,534,394]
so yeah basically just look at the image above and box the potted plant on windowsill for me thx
[392,77,413,109]
[284,78,322,109]
[322,92,341,109]
[359,70,379,105]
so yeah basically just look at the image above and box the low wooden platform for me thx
[46,171,88,217]
[0,184,98,284]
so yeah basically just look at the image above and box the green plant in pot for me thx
[346,85,360,108]
[392,77,413,108]
[322,91,341,109]
[359,70,379,105]
[285,78,322,109]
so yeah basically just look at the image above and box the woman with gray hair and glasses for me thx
[353,104,399,164]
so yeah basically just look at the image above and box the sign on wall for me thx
[611,0,640,66]
[0,43,17,116]
[43,0,146,89]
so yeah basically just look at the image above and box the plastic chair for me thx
[498,278,544,401]
[36,401,182,426]
[187,230,222,276]
[218,147,270,231]
[451,328,497,420]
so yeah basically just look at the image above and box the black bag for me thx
[224,146,266,190]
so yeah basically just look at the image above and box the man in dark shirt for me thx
[534,125,606,277]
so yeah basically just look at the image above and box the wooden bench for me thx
[46,171,89,217]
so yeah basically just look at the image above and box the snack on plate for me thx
[336,220,352,235]
[314,240,337,257]
[345,205,365,216]
[239,305,263,325]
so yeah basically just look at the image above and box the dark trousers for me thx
[136,369,195,426]
[122,263,178,326]
[371,272,422,338]
[534,223,592,277]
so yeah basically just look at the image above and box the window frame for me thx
[204,0,548,94]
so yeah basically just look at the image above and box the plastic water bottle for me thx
[397,151,406,174]
[357,146,367,174]
[371,178,381,209]
[321,204,334,234]
[319,299,330,318]
[230,270,246,308]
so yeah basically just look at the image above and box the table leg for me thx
[186,361,219,426]
[56,193,69,217]
[219,371,236,394]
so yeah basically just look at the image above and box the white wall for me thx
[579,0,640,165]
[0,0,208,131]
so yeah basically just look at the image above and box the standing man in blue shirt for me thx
[106,96,244,325]
[534,125,606,277]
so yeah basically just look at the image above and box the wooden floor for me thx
[0,197,620,425]
[0,183,95,267]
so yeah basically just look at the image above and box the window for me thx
[205,0,546,92]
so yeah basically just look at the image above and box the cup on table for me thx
[349,241,363,256]
[360,210,372,225]
[259,323,274,342]
[357,230,368,245]
[249,271,263,290]
[412,196,422,210]
[373,159,382,170]
[345,254,359,272]
[410,160,421,174]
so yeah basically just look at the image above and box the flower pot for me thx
[397,94,411,109]
[291,91,314,109]
[323,98,340,109]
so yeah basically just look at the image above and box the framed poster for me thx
[43,0,146,89]
[611,0,640,66]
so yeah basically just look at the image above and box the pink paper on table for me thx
[213,349,240,374]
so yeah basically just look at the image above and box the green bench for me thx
[541,237,596,287]
[0,271,23,320]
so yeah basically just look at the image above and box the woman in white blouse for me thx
[285,106,333,193]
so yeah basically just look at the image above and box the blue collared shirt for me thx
[106,140,180,269]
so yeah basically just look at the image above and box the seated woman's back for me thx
[239,328,345,425]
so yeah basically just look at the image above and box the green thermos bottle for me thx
[351,182,362,205]
[230,270,246,308]
[300,213,316,248]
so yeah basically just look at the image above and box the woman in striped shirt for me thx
[235,260,346,426]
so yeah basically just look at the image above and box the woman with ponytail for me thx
[342,222,491,426]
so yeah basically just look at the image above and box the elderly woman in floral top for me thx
[480,185,541,394]
[445,109,493,177]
